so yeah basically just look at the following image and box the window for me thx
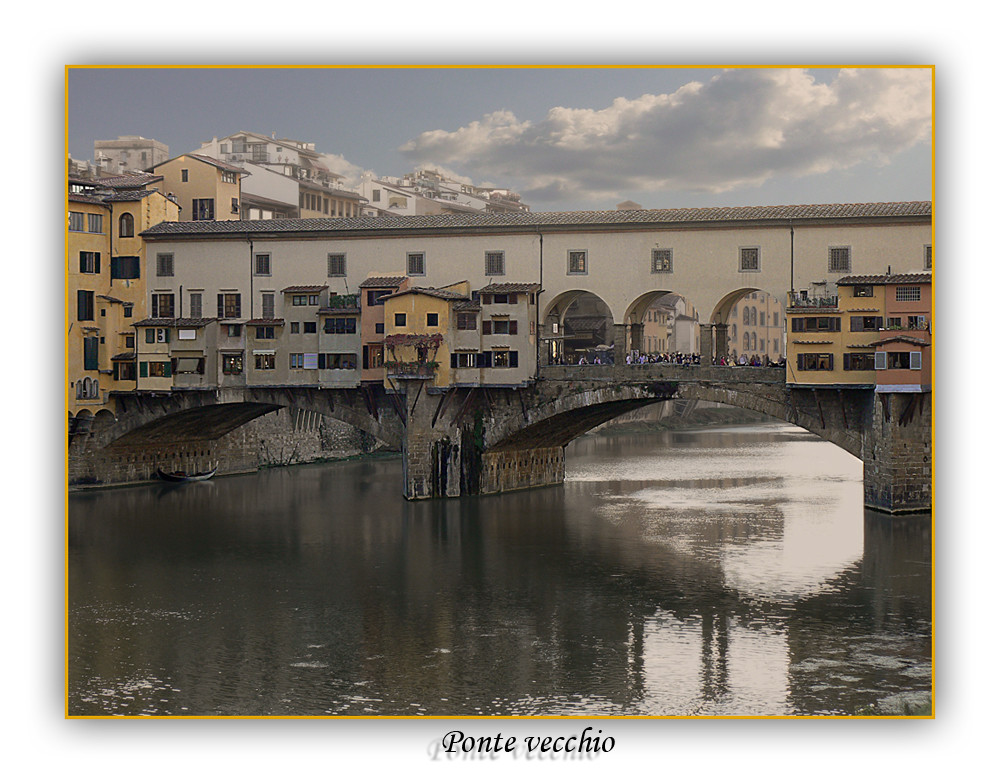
[365,345,384,370]
[156,253,174,277]
[69,212,85,232]
[320,353,357,370]
[828,246,851,273]
[483,318,517,335]
[652,248,673,273]
[896,286,921,302]
[457,312,477,330]
[426,312,439,327]
[222,171,237,184]
[174,357,205,374]
[181,169,189,183]
[144,327,170,343]
[790,316,841,332]
[79,251,100,274]
[144,361,171,378]
[303,321,317,334]
[908,315,928,330]
[853,285,874,297]
[452,352,478,368]
[254,352,275,370]
[125,334,134,348]
[232,198,239,214]
[218,293,241,319]
[375,323,384,334]
[407,252,425,276]
[222,354,243,375]
[115,361,136,381]
[850,316,883,331]
[328,253,347,277]
[881,351,922,370]
[492,350,518,368]
[192,198,214,220]
[394,313,407,327]
[568,250,587,275]
[261,293,275,319]
[83,337,99,370]
[290,322,300,334]
[251,144,266,162]
[886,317,902,329]
[292,295,309,306]
[485,251,505,276]
[255,326,275,340]
[88,214,103,234]
[254,254,271,276]
[797,353,834,371]
[843,352,876,371]
[372,189,381,202]
[367,289,392,306]
[118,213,134,238]
[226,324,242,337]
[124,305,133,318]
[151,293,175,318]
[289,353,305,369]
[924,245,933,270]
[739,247,760,272]
[190,292,202,319]
[309,294,319,306]
[324,317,356,334]
[110,256,140,279]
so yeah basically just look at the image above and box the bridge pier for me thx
[862,391,933,513]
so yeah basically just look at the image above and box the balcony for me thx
[384,360,439,379]
[787,293,839,310]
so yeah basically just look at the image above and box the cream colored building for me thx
[149,153,245,222]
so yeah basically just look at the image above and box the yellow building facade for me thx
[149,153,244,221]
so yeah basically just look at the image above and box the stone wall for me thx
[68,408,384,489]
[863,392,933,513]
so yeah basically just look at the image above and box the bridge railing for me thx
[539,364,786,384]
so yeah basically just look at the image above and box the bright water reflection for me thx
[68,423,931,716]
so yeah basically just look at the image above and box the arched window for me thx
[751,333,757,351]
[751,308,757,326]
[743,333,750,351]
[743,306,750,325]
[119,212,134,238]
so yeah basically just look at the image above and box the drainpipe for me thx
[789,221,795,304]
[247,235,254,320]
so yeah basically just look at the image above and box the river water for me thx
[67,422,932,717]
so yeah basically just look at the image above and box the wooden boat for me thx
[157,467,217,483]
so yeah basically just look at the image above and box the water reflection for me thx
[68,425,931,716]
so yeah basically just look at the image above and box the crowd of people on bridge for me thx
[625,352,701,366]
[548,350,786,367]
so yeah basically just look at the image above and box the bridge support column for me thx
[629,322,644,358]
[699,324,715,363]
[862,391,932,513]
[714,323,730,363]
[613,324,628,365]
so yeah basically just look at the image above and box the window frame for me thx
[327,253,347,277]
[739,246,760,273]
[828,246,851,273]
[407,252,426,276]
[651,248,673,274]
[156,253,174,277]
[567,250,588,275]
[485,251,505,277]
[254,253,272,277]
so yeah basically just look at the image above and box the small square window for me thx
[395,313,407,327]
[485,251,505,277]
[568,250,587,275]
[407,252,425,276]
[254,254,271,276]
[328,253,347,277]
[739,247,760,272]
[829,246,851,273]
[652,249,673,273]
[156,253,174,277]
[924,245,933,270]
[427,312,439,327]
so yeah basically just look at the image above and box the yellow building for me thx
[67,176,180,432]
[149,153,245,221]
[381,282,469,389]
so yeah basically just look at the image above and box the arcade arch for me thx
[542,290,615,364]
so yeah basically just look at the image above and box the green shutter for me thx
[139,362,148,377]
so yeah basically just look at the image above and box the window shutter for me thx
[509,294,518,305]
[165,360,173,377]
[83,337,98,370]
[197,358,205,374]
[510,351,518,368]
[482,293,492,304]
[850,316,862,331]
[483,321,492,335]
[79,252,87,273]
[164,329,170,343]
[318,354,327,370]
[875,351,887,370]
[483,352,493,368]
[451,353,458,368]
[95,253,100,274]
[139,362,148,378]
[218,294,224,318]
[151,296,158,318]
[510,320,518,335]
[910,351,922,370]
[362,350,368,370]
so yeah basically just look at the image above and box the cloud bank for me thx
[398,68,932,207]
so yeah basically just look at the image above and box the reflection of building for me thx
[785,272,931,391]
[728,291,785,360]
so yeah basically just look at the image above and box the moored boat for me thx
[156,467,217,483]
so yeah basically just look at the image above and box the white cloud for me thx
[398,68,932,207]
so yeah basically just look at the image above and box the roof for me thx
[281,284,328,293]
[245,318,285,326]
[870,335,932,348]
[317,306,361,315]
[380,286,470,302]
[132,317,216,327]
[111,352,136,361]
[97,173,163,189]
[97,294,133,305]
[68,192,108,206]
[141,200,933,238]
[838,272,933,286]
[360,276,407,288]
[480,282,542,294]
[151,152,248,175]
[102,189,158,202]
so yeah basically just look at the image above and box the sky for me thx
[67,66,932,212]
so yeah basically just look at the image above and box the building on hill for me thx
[94,135,169,175]
[359,169,529,216]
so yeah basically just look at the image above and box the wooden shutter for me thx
[218,293,224,318]
[510,351,518,368]
[509,320,518,335]
[139,362,148,377]
[483,321,492,335]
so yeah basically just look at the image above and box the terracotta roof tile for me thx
[360,276,407,288]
